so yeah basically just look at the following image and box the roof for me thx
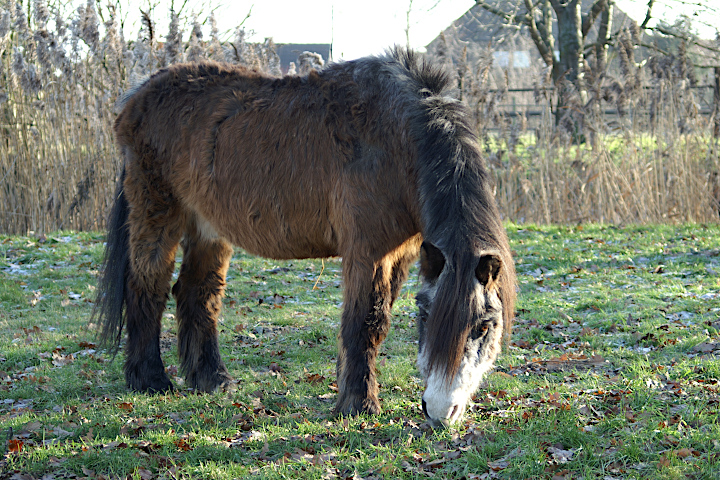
[276,44,332,73]
[426,0,636,64]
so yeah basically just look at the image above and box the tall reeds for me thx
[0,2,717,234]
[0,1,282,234]
[449,24,720,225]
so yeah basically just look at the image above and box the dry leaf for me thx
[8,438,23,454]
[52,426,72,438]
[547,445,580,464]
[24,421,42,432]
[692,342,719,353]
[676,448,697,459]
[51,352,74,367]
[488,458,510,471]
[174,438,193,451]
[488,447,521,471]
[137,467,154,480]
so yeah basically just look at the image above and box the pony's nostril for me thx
[450,404,459,419]
[422,398,429,418]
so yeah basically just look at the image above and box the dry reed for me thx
[0,1,284,234]
[446,24,720,225]
[0,3,718,234]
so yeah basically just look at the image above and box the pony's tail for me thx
[93,165,130,354]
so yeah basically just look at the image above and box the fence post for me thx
[714,67,720,139]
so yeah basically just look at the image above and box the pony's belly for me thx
[207,213,339,260]
[229,230,338,260]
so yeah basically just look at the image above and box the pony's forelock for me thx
[424,259,475,381]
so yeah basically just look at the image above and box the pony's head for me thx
[415,240,507,427]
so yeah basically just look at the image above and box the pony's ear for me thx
[420,242,445,280]
[476,252,502,288]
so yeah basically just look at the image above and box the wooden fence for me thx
[484,71,720,137]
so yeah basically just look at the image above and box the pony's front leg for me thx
[172,225,234,392]
[334,256,394,415]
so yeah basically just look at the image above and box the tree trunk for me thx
[595,1,612,74]
[590,0,612,148]
[714,66,720,139]
[553,0,584,87]
[551,0,586,140]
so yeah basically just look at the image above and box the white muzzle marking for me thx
[417,331,498,427]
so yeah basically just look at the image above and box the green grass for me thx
[1,225,719,479]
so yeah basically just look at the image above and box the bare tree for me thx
[473,0,719,137]
[475,0,628,137]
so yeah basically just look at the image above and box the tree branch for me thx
[649,25,720,55]
[475,1,557,66]
[639,41,717,68]
[640,0,655,30]
[523,0,554,66]
[535,0,553,41]
[474,1,524,26]
[581,0,605,38]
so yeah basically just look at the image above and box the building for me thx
[276,44,332,74]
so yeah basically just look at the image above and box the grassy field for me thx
[1,224,719,479]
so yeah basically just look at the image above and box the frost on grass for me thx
[1,227,720,478]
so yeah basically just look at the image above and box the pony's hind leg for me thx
[335,236,421,415]
[172,218,234,392]
[123,165,186,393]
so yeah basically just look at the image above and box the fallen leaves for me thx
[116,402,134,412]
[675,447,700,459]
[658,448,703,469]
[519,354,607,374]
[400,449,463,477]
[173,437,193,452]
[3,227,720,479]
[8,438,23,454]
[487,447,522,471]
[51,352,75,367]
[546,445,580,464]
[305,372,326,384]
[692,341,720,354]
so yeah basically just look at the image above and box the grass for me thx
[1,224,720,479]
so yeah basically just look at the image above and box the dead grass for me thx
[0,2,718,234]
[451,36,720,225]
[0,1,283,235]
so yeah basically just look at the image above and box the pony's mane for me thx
[378,48,517,380]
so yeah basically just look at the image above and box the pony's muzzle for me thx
[422,395,462,428]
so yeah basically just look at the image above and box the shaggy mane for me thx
[385,48,517,380]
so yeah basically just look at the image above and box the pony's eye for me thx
[471,322,489,339]
[420,242,445,280]
[476,253,502,286]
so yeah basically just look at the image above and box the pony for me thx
[94,48,516,426]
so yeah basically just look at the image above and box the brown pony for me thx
[94,48,516,426]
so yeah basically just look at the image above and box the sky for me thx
[114,0,473,60]
[218,0,472,60]
[112,0,719,61]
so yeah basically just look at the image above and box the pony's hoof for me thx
[187,370,234,393]
[333,394,381,416]
[127,375,174,394]
[219,378,238,393]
